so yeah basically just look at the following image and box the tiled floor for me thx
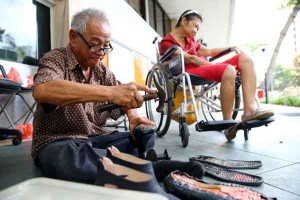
[153,104,300,200]
[0,104,300,199]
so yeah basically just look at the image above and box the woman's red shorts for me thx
[185,54,241,82]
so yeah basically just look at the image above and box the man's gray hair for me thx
[71,8,110,33]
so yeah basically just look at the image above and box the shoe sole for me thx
[189,155,262,169]
[202,163,264,186]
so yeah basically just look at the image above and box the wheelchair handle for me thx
[96,75,166,113]
[209,47,238,62]
[152,37,158,44]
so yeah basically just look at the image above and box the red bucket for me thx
[257,89,264,99]
[16,123,33,139]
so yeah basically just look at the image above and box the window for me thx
[155,3,164,36]
[164,13,171,36]
[125,0,144,17]
[34,1,51,59]
[147,0,171,37]
[148,0,155,29]
[0,0,50,65]
[124,0,171,37]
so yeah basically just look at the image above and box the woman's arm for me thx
[170,49,212,66]
[197,45,231,57]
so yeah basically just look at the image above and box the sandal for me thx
[241,109,274,122]
[224,123,240,141]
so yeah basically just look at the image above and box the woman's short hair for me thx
[71,8,110,33]
[175,9,202,28]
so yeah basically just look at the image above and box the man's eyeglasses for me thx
[75,31,113,54]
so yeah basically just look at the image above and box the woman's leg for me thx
[186,64,236,120]
[220,65,237,120]
[238,53,257,116]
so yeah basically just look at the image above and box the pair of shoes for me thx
[190,155,263,186]
[164,171,276,200]
[241,109,274,122]
[224,123,240,141]
[95,147,179,200]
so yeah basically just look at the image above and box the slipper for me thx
[241,109,274,122]
[224,123,240,141]
[190,155,262,169]
[201,163,264,186]
[164,171,275,200]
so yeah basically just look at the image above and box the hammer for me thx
[96,75,166,113]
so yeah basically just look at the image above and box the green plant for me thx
[261,96,300,107]
[274,64,293,90]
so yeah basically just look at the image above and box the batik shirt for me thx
[31,43,122,160]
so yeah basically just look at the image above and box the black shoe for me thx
[129,125,155,158]
[164,171,275,200]
[153,160,205,182]
[95,158,179,200]
[106,146,154,175]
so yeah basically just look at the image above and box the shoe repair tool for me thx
[190,155,262,169]
[96,75,166,113]
[201,163,264,186]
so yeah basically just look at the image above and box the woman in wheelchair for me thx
[159,9,274,140]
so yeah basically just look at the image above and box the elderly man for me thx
[31,8,156,183]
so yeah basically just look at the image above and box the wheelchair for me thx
[145,37,273,147]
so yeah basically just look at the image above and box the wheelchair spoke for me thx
[145,65,172,137]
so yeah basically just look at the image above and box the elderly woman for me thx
[160,9,274,141]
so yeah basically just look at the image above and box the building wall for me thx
[1,0,161,127]
[196,0,234,48]
[50,0,159,84]
[158,0,235,48]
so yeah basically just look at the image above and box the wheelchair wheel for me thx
[200,83,241,121]
[145,65,172,137]
[179,121,189,147]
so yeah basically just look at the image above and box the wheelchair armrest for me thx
[160,45,179,63]
[209,47,237,62]
[0,64,8,78]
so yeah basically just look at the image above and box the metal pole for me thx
[264,72,269,104]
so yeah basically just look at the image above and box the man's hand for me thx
[126,109,155,139]
[109,82,156,109]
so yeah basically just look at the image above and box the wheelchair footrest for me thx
[196,118,275,132]
[196,120,239,132]
[236,118,275,131]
